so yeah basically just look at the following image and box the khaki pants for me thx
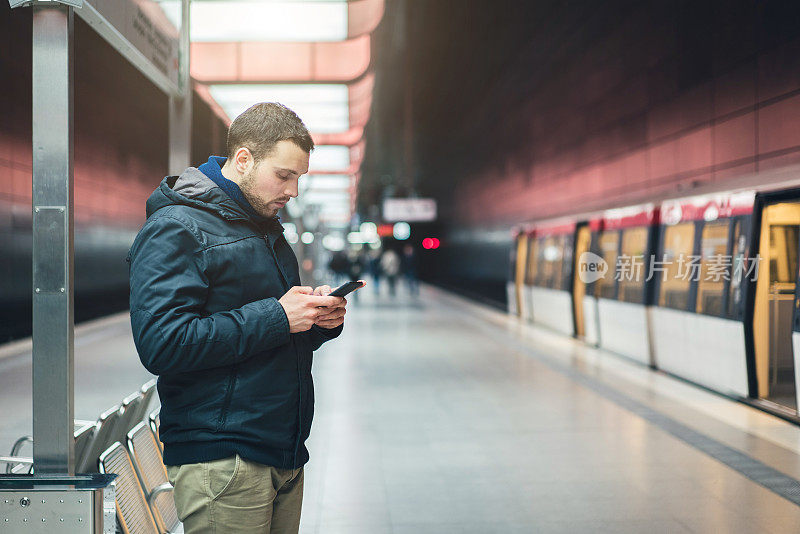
[166,455,304,534]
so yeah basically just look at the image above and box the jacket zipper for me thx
[260,231,303,467]
[204,215,304,462]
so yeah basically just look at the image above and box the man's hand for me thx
[278,286,342,333]
[312,285,347,329]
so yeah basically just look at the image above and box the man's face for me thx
[239,140,310,218]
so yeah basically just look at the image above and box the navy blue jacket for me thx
[128,167,341,469]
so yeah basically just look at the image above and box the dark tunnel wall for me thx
[0,5,229,342]
[363,0,800,306]
[452,1,800,227]
[191,93,228,166]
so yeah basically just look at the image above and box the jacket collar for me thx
[145,168,284,235]
[198,156,273,225]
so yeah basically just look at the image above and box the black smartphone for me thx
[329,280,365,297]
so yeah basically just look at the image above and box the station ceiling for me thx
[359,0,566,216]
[155,0,385,227]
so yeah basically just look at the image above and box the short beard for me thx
[239,171,278,218]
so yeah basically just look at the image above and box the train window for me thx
[525,236,539,285]
[658,222,696,310]
[509,239,516,280]
[595,230,619,299]
[561,233,575,290]
[617,227,648,303]
[769,225,799,284]
[539,235,565,289]
[695,220,731,316]
[728,220,747,318]
[584,230,600,295]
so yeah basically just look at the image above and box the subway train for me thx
[507,167,800,422]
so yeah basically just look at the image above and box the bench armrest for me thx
[147,482,174,506]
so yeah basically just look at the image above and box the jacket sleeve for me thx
[305,323,344,352]
[128,215,290,375]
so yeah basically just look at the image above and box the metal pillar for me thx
[401,0,415,196]
[31,4,75,475]
[169,0,192,175]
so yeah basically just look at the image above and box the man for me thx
[128,103,346,533]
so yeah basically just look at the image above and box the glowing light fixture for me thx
[158,1,348,42]
[393,222,411,241]
[301,175,351,191]
[310,146,351,172]
[322,234,346,251]
[360,222,377,236]
[208,84,349,133]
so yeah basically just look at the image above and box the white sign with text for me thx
[383,198,437,222]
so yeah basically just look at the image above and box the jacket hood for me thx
[145,167,250,221]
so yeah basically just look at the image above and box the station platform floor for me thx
[3,284,800,532]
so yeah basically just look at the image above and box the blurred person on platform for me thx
[346,248,365,301]
[402,244,418,296]
[380,248,401,297]
[128,103,347,534]
[328,250,349,285]
[367,247,383,295]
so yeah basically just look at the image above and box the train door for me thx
[514,233,529,317]
[792,259,800,410]
[523,235,539,321]
[572,224,592,338]
[753,201,800,412]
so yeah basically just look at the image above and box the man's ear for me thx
[233,147,253,174]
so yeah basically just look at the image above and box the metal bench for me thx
[128,421,182,533]
[2,421,95,474]
[78,404,122,473]
[135,379,158,424]
[112,392,144,446]
[82,386,150,473]
[148,407,162,454]
[99,442,164,534]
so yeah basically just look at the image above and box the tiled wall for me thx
[0,5,227,230]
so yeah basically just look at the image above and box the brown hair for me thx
[226,102,314,162]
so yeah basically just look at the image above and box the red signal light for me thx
[422,238,440,250]
[377,224,394,237]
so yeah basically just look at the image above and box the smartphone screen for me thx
[329,280,365,297]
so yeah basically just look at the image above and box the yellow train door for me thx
[753,202,800,413]
[514,234,529,317]
[572,225,592,338]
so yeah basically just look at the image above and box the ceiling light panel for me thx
[208,84,349,133]
[309,146,351,172]
[157,1,348,42]
[301,191,350,205]
[301,175,352,191]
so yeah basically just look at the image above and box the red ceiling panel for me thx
[191,36,371,83]
[313,125,364,147]
[348,0,385,38]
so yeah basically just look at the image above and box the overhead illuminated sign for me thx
[383,198,437,222]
